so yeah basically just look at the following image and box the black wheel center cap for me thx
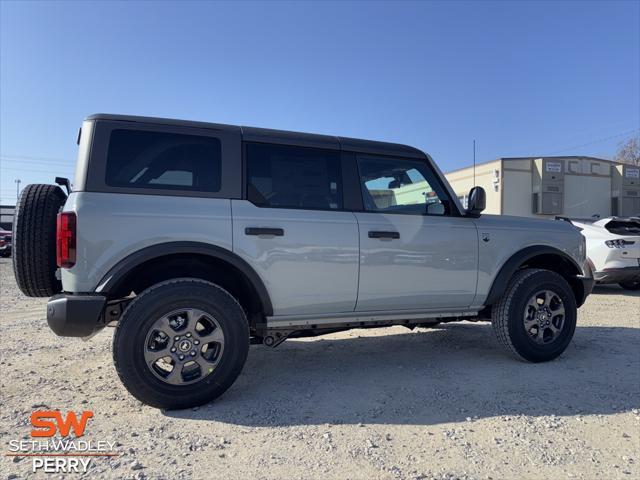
[178,339,192,352]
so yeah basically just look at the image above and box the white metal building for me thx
[445,156,640,218]
[0,205,15,231]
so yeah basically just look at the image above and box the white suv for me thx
[12,114,593,409]
[566,216,640,290]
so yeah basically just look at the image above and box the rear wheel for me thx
[12,184,67,297]
[113,278,249,409]
[492,268,577,362]
[619,280,640,291]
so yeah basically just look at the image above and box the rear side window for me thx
[105,129,222,192]
[246,143,342,210]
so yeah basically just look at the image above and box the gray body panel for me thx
[354,212,478,310]
[471,214,586,307]
[231,200,359,316]
[63,193,585,319]
[61,192,233,293]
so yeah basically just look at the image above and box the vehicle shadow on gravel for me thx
[166,322,640,426]
[590,284,640,296]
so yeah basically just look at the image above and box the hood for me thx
[477,214,581,234]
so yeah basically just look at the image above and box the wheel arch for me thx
[96,242,273,317]
[484,246,586,308]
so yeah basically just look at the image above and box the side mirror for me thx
[466,186,486,216]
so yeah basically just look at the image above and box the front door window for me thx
[357,156,451,216]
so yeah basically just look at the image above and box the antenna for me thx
[473,140,476,187]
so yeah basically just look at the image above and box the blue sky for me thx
[1,0,638,204]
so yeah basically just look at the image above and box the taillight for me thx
[605,239,634,248]
[56,212,76,268]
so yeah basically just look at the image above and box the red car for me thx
[0,228,12,257]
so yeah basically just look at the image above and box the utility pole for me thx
[15,179,21,202]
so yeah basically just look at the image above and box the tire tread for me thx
[12,184,66,297]
[113,278,249,409]
[492,268,547,361]
[492,267,577,363]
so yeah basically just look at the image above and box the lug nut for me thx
[186,333,191,338]
[190,351,196,356]
[194,340,200,345]
[170,347,176,353]
[179,355,185,360]
[174,336,180,340]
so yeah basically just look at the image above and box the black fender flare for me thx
[484,245,583,307]
[96,241,273,316]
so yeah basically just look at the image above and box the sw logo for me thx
[30,410,94,437]
[7,410,118,474]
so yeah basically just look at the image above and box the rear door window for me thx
[246,143,342,210]
[105,129,222,192]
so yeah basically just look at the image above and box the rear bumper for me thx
[594,267,640,284]
[47,294,106,337]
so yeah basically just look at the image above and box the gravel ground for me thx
[1,257,639,480]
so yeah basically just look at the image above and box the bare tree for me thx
[614,135,640,166]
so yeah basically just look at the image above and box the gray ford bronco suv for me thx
[13,114,594,409]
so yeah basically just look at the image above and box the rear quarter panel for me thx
[61,192,232,293]
[580,224,640,271]
[472,215,585,307]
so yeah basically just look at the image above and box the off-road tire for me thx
[492,268,577,363]
[13,184,67,297]
[113,278,250,409]
[618,280,640,291]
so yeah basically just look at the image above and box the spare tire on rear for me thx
[13,184,67,297]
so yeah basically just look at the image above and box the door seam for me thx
[470,219,480,306]
[230,199,235,253]
[353,212,361,312]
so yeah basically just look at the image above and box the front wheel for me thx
[491,268,577,363]
[113,278,249,409]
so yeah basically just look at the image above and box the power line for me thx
[1,159,74,168]
[544,120,639,143]
[0,153,70,163]
[1,166,72,174]
[546,128,639,155]
[1,157,74,167]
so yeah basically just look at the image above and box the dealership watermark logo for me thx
[5,410,118,474]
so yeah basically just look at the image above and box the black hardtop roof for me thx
[86,113,426,159]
